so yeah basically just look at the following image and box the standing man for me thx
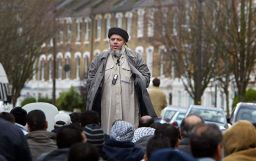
[86,27,156,134]
[148,77,167,116]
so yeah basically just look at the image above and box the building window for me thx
[104,14,111,39]
[116,13,123,28]
[39,55,46,81]
[57,52,63,80]
[146,47,154,74]
[159,46,166,77]
[147,8,155,37]
[84,17,91,43]
[75,52,81,80]
[76,18,82,44]
[59,30,64,44]
[66,17,72,44]
[125,12,132,39]
[83,52,90,78]
[95,15,102,41]
[173,13,178,36]
[65,52,71,79]
[161,7,168,36]
[47,55,53,80]
[137,9,145,38]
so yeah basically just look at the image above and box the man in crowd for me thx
[178,114,204,154]
[148,77,167,116]
[190,124,223,161]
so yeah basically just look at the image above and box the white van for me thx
[0,63,12,111]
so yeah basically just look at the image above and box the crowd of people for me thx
[0,107,256,161]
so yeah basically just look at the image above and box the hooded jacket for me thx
[86,48,156,118]
[223,120,256,161]
[26,130,57,161]
[102,138,144,161]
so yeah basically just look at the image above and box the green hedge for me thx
[56,87,84,112]
[232,88,256,108]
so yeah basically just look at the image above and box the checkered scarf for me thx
[110,120,134,142]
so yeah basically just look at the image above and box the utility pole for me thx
[52,37,56,105]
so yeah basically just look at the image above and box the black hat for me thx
[108,27,129,42]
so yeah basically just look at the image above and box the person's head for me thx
[108,27,128,51]
[139,115,154,127]
[180,114,204,138]
[154,123,180,148]
[190,124,223,161]
[27,110,47,131]
[57,124,86,149]
[152,78,160,87]
[69,112,81,126]
[68,142,99,161]
[84,124,104,147]
[80,111,100,127]
[54,112,71,129]
[110,120,134,142]
[144,135,171,161]
[132,127,155,143]
[10,107,27,126]
[223,120,256,156]
[0,112,15,123]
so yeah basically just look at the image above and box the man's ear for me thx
[144,154,148,161]
[44,120,48,130]
[215,144,223,161]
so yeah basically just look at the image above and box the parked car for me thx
[185,105,228,130]
[229,102,256,124]
[160,106,187,126]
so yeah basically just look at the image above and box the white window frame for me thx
[104,14,111,40]
[147,8,155,37]
[47,54,53,81]
[159,46,166,77]
[83,52,90,77]
[75,52,81,80]
[137,9,145,38]
[116,12,123,28]
[57,52,63,80]
[66,17,72,44]
[76,18,82,44]
[146,46,154,74]
[95,15,102,41]
[64,52,71,79]
[125,12,132,40]
[84,17,91,43]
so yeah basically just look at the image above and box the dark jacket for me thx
[0,118,32,161]
[178,137,192,155]
[26,130,57,161]
[36,148,69,161]
[86,48,156,118]
[102,138,144,161]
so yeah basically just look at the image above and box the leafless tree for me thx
[154,0,218,105]
[0,0,58,105]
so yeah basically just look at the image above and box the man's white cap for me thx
[54,112,71,126]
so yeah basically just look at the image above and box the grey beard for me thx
[111,50,122,58]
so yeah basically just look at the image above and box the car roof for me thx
[164,105,187,112]
[189,105,224,111]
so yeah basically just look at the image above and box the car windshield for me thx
[236,105,256,122]
[176,112,186,122]
[163,110,177,120]
[189,108,226,124]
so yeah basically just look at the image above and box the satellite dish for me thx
[23,102,58,131]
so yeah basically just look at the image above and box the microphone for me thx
[116,58,120,66]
